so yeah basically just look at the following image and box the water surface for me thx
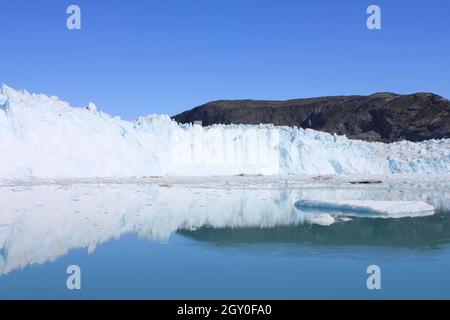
[0,178,449,299]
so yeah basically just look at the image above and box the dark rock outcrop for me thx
[172,92,450,142]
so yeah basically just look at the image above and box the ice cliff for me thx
[0,85,449,179]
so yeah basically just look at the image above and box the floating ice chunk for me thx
[295,199,435,218]
[303,213,335,226]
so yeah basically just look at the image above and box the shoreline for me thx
[2,173,450,188]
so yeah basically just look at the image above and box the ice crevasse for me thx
[0,85,449,179]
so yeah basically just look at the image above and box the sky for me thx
[0,0,449,119]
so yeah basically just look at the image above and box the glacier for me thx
[0,84,449,179]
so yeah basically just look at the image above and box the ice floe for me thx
[295,199,435,218]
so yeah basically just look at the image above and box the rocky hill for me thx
[172,92,450,142]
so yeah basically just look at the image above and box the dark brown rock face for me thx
[172,92,450,143]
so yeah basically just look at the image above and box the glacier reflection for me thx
[0,179,449,275]
[179,213,450,248]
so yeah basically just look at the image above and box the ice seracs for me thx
[0,87,8,110]
[0,85,449,179]
[86,102,97,112]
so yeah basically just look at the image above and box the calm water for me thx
[0,179,449,299]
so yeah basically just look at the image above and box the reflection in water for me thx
[179,212,450,248]
[0,179,449,275]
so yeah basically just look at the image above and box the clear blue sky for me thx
[1,0,449,119]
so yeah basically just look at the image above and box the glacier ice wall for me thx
[0,85,449,179]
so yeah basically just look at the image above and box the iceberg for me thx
[295,199,435,218]
[0,84,449,179]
